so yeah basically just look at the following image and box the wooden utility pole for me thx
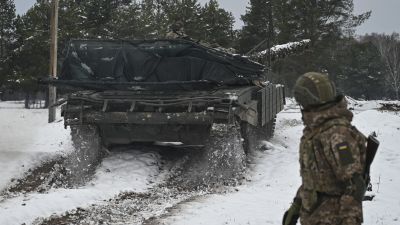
[48,0,59,123]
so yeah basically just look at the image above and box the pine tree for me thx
[0,0,17,87]
[81,0,131,38]
[200,0,235,47]
[265,0,371,90]
[107,1,142,39]
[12,2,50,92]
[285,0,370,47]
[239,0,273,53]
[58,0,86,41]
[162,0,203,40]
[0,0,15,58]
[137,0,168,39]
[336,37,386,99]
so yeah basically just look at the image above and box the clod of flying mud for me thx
[35,123,247,225]
[1,125,105,199]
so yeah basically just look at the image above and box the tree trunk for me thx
[45,88,49,108]
[24,92,30,109]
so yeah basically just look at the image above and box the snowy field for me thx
[0,101,163,224]
[0,99,399,224]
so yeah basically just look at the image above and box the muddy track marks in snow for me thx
[0,128,104,201]
[1,156,66,198]
[37,185,207,225]
[36,167,242,225]
[0,152,100,201]
[36,125,247,225]
[35,147,202,225]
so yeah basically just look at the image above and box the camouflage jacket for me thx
[297,97,367,223]
[165,29,188,39]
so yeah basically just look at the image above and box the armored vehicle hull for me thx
[50,39,285,152]
[61,85,284,149]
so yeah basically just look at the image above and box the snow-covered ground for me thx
[158,108,303,225]
[0,99,399,224]
[159,99,400,225]
[0,101,72,189]
[0,102,163,225]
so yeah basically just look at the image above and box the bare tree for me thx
[372,33,400,100]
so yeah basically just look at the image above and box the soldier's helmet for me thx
[293,72,337,109]
[170,21,184,32]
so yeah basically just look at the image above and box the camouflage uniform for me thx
[165,29,187,39]
[296,96,367,225]
[166,21,188,39]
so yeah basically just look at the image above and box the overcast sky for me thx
[14,0,400,35]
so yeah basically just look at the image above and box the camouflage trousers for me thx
[300,195,362,225]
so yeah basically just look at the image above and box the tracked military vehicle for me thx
[49,39,285,154]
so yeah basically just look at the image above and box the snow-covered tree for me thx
[58,0,87,40]
[372,33,400,100]
[12,2,50,91]
[162,0,203,39]
[107,1,142,39]
[0,0,15,59]
[200,0,235,47]
[137,0,168,39]
[239,0,274,53]
[0,0,17,87]
[336,37,386,99]
[261,0,371,90]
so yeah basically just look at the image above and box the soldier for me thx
[283,72,367,225]
[166,21,188,39]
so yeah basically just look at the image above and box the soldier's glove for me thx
[282,197,301,225]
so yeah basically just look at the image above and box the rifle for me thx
[365,134,380,191]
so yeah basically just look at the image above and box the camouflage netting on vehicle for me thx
[59,39,264,86]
